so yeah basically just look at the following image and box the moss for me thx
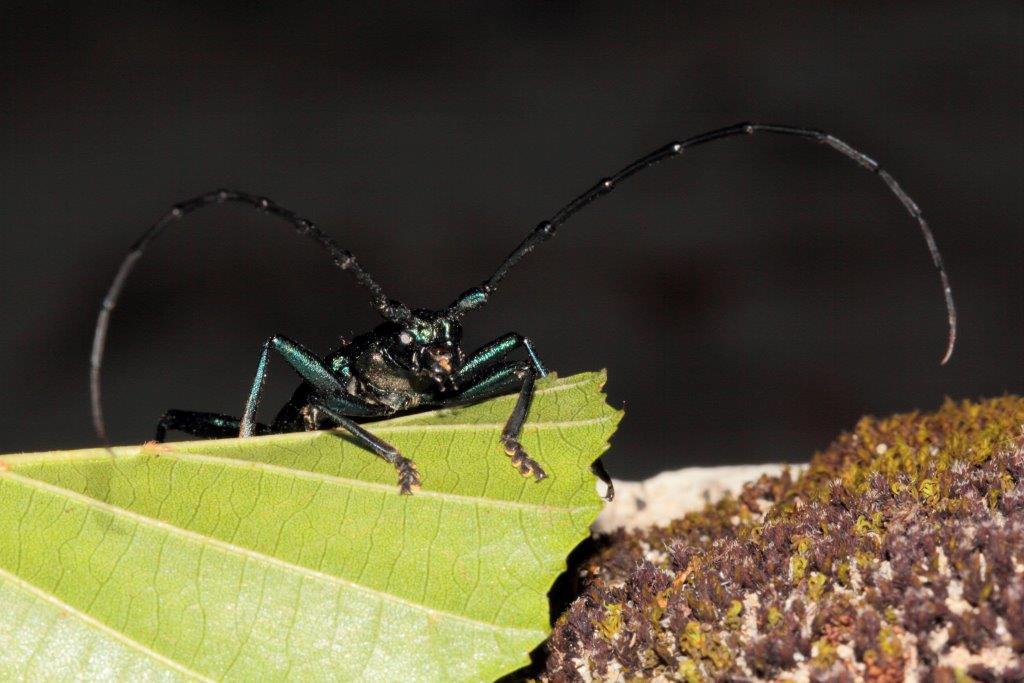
[810,636,837,668]
[540,396,1024,681]
[597,603,622,641]
[675,657,702,683]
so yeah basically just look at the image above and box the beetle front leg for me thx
[455,361,546,481]
[500,367,545,481]
[314,403,421,494]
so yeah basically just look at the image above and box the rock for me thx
[542,396,1024,681]
[595,464,803,533]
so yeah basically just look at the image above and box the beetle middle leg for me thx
[311,403,421,494]
[240,334,420,492]
[454,361,546,481]
[240,335,384,437]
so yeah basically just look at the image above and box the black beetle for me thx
[91,122,956,494]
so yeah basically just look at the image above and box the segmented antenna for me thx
[90,189,408,442]
[461,123,956,365]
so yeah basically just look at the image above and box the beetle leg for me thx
[239,335,417,494]
[591,458,615,502]
[500,367,544,481]
[453,361,546,481]
[313,403,421,495]
[155,409,271,442]
[240,334,379,437]
[456,332,546,383]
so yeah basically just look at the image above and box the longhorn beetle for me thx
[91,122,957,495]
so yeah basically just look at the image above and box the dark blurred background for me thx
[1,3,1021,479]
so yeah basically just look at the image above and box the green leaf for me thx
[0,371,619,681]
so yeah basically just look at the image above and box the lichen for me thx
[540,396,1024,681]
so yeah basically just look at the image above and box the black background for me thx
[2,3,1021,479]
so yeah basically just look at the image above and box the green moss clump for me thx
[541,397,1024,681]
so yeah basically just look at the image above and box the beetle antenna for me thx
[450,123,956,365]
[90,189,409,443]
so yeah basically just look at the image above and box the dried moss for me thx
[540,397,1024,681]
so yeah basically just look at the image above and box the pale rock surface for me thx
[593,463,805,532]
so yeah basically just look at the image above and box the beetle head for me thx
[391,309,464,386]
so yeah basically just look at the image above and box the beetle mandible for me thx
[90,122,957,494]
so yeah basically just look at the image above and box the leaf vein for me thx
[0,564,213,681]
[0,471,547,638]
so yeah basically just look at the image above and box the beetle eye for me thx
[398,331,413,345]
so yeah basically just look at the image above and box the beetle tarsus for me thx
[395,456,422,495]
[503,437,547,481]
[591,458,615,502]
